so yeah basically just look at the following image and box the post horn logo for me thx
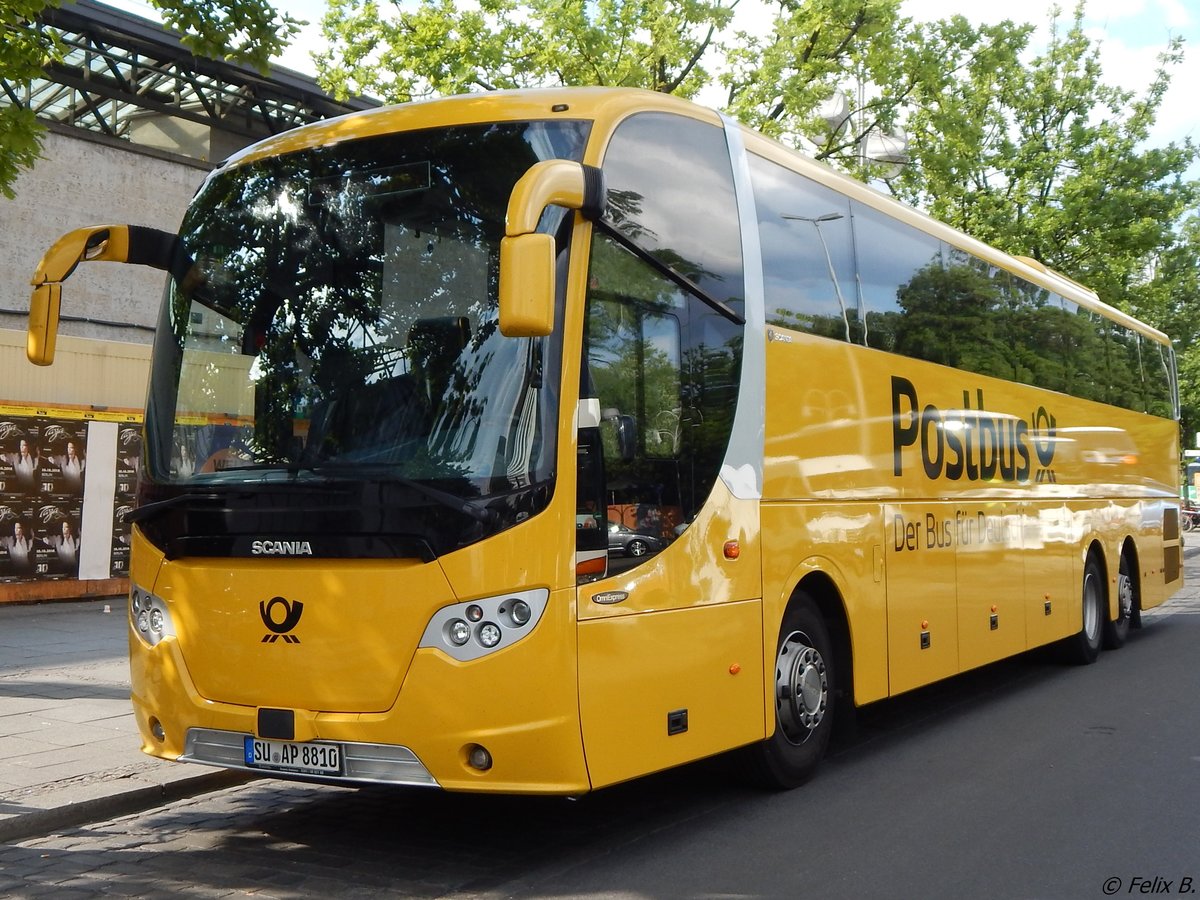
[260,596,304,644]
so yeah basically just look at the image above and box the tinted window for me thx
[750,154,857,341]
[578,112,745,574]
[853,200,942,353]
[748,151,1175,417]
[601,112,744,312]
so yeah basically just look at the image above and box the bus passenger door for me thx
[572,229,763,790]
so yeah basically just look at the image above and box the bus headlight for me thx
[419,588,549,662]
[129,584,175,647]
[447,619,471,646]
[477,622,502,649]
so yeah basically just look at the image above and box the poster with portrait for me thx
[110,498,133,578]
[0,409,146,589]
[31,501,83,580]
[0,420,41,498]
[0,502,38,581]
[0,503,21,582]
[36,419,88,498]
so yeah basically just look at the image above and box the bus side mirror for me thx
[27,224,179,365]
[28,282,62,366]
[499,233,556,337]
[499,160,605,337]
[28,225,133,366]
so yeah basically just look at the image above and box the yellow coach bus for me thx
[27,87,1181,792]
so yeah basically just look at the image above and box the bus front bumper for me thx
[181,727,440,787]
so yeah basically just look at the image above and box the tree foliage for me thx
[0,0,302,197]
[6,0,1197,447]
[889,4,1198,434]
[315,0,736,102]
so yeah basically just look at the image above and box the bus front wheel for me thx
[746,597,835,789]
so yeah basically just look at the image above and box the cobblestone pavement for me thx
[0,765,743,898]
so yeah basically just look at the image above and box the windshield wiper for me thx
[591,218,745,326]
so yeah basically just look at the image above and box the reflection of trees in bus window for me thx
[584,231,742,563]
[851,200,943,354]
[746,152,1175,418]
[152,121,587,509]
[601,112,744,313]
[748,154,857,341]
[579,109,745,568]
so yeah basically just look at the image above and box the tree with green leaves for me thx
[889,4,1197,433]
[0,0,302,198]
[315,0,737,102]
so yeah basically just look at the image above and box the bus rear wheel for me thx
[1103,553,1134,649]
[746,597,835,789]
[1065,554,1105,665]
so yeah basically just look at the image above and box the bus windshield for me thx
[140,120,588,553]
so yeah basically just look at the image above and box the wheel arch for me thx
[788,569,854,715]
[1080,537,1108,591]
[1118,534,1143,627]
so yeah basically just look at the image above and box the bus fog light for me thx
[149,717,166,742]
[467,744,493,771]
[447,619,471,646]
[477,622,502,648]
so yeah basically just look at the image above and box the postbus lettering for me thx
[892,375,1047,482]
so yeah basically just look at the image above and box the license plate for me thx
[244,737,342,775]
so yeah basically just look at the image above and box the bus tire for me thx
[1065,554,1105,665]
[1103,553,1134,649]
[746,596,835,789]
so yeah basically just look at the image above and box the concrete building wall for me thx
[0,128,204,603]
[1,127,209,345]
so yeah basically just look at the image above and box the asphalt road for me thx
[4,553,1200,899]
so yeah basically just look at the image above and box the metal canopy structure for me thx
[1,0,377,162]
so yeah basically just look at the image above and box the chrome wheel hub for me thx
[775,630,827,746]
[1118,571,1133,620]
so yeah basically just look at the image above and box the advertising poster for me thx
[37,419,88,498]
[0,408,142,587]
[0,501,24,582]
[0,501,37,581]
[30,500,83,580]
[0,419,41,498]
[112,424,141,578]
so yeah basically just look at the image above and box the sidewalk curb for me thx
[0,769,253,845]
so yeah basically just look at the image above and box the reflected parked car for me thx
[607,523,665,558]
